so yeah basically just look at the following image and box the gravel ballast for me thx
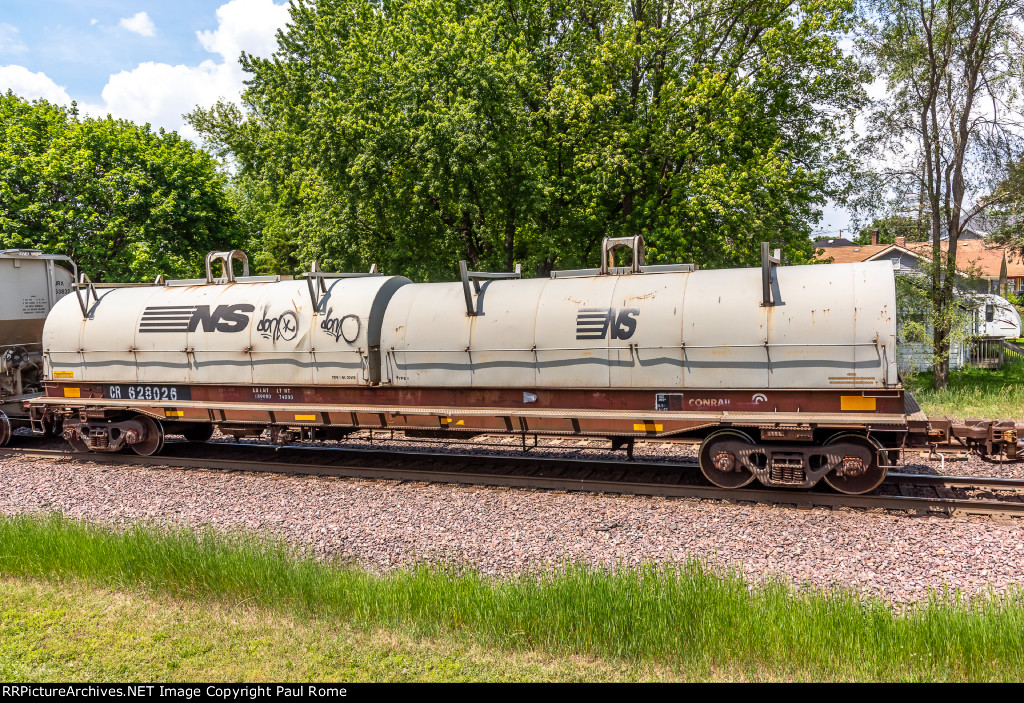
[3,446,1024,605]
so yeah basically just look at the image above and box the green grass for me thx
[0,578,667,682]
[906,361,1024,420]
[3,513,1024,681]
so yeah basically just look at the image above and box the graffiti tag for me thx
[256,307,299,342]
[320,308,361,344]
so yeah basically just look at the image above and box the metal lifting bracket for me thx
[761,242,781,307]
[205,250,250,283]
[601,235,645,274]
[459,261,522,316]
[301,261,381,313]
[549,235,696,279]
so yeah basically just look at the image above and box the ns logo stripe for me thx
[576,307,640,340]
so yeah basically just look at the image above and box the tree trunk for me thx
[504,210,516,272]
[933,316,949,390]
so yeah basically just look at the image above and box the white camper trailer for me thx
[975,294,1022,339]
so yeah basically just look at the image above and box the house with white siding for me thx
[815,234,1021,372]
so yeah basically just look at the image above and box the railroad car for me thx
[35,240,914,494]
[0,250,77,445]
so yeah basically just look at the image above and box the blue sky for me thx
[3,2,224,99]
[0,0,852,237]
[0,0,289,139]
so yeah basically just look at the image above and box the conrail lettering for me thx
[688,398,730,408]
[138,304,254,334]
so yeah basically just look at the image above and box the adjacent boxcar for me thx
[0,249,76,444]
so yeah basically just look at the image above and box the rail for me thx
[3,441,1024,518]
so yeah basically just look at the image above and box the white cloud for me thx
[0,23,28,55]
[77,2,290,138]
[1,2,290,141]
[197,0,289,63]
[0,65,72,104]
[119,12,156,38]
[98,60,242,140]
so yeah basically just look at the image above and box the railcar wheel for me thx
[0,412,10,447]
[822,433,887,495]
[699,429,757,489]
[182,423,214,442]
[130,416,165,456]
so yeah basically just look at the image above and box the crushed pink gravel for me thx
[3,447,1024,605]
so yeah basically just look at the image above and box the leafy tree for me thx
[984,157,1024,250]
[859,0,1024,389]
[191,0,866,279]
[1003,288,1024,322]
[895,258,983,374]
[852,214,929,244]
[0,92,243,281]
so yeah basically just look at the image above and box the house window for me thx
[986,303,995,322]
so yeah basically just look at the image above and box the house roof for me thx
[815,238,1024,278]
[815,244,892,264]
[864,244,925,263]
[904,240,1024,279]
[812,237,856,248]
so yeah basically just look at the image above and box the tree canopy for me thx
[853,214,929,244]
[858,0,1024,387]
[191,0,866,279]
[0,92,244,281]
[985,157,1024,248]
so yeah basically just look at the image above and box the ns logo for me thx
[575,307,640,340]
[138,304,255,334]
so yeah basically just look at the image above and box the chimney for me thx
[871,228,879,246]
[895,235,905,248]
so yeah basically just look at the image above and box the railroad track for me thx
[3,436,1024,518]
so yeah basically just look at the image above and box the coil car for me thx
[34,238,906,494]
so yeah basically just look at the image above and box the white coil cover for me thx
[43,276,410,386]
[379,261,897,390]
[43,260,897,391]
